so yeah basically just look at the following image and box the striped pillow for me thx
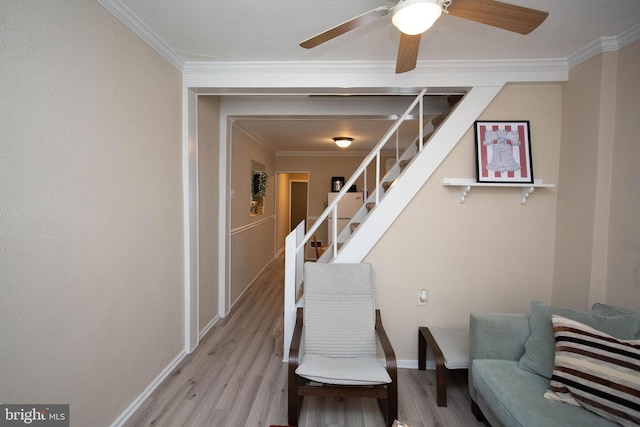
[544,315,640,426]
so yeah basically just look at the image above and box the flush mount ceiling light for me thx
[391,0,444,35]
[333,137,354,148]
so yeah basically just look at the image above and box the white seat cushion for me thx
[296,354,392,385]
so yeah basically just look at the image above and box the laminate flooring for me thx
[123,256,486,427]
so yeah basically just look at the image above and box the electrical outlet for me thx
[418,289,427,306]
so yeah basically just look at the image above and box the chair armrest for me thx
[289,307,304,368]
[375,309,397,376]
[469,313,530,362]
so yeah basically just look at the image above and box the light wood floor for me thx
[124,256,486,427]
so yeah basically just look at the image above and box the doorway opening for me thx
[276,172,309,257]
[289,180,308,232]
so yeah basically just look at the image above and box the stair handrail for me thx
[297,88,428,257]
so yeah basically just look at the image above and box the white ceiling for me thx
[234,110,427,154]
[105,0,640,153]
[114,0,640,63]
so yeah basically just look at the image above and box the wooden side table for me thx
[418,327,469,407]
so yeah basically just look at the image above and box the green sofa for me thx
[468,301,640,427]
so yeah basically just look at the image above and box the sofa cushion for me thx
[592,302,639,318]
[473,359,619,427]
[519,300,640,379]
[545,315,640,426]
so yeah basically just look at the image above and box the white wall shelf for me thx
[443,178,555,205]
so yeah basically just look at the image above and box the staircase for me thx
[282,85,504,360]
[317,94,462,262]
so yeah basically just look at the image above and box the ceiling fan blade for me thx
[300,6,392,49]
[447,0,548,35]
[396,33,421,74]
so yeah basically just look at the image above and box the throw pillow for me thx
[518,300,640,379]
[544,315,640,426]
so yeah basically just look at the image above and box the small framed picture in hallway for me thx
[474,120,533,184]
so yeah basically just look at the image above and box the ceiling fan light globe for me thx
[392,0,442,35]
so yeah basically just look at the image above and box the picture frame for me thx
[474,120,534,184]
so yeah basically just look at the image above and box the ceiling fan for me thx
[299,0,548,74]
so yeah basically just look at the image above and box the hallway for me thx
[123,256,483,426]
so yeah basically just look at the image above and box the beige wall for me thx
[0,1,183,425]
[552,53,610,309]
[365,84,562,361]
[607,39,640,311]
[552,41,640,311]
[198,96,221,332]
[230,125,276,303]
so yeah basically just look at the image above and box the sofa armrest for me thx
[470,313,530,362]
[468,313,530,404]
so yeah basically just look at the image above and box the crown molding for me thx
[617,22,640,50]
[97,0,184,71]
[568,22,640,69]
[231,121,277,155]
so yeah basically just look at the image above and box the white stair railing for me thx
[283,219,305,362]
[300,88,429,259]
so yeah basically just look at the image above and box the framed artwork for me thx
[474,120,533,183]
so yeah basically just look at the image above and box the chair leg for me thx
[288,369,300,426]
[378,386,398,427]
[388,383,398,427]
[288,395,298,426]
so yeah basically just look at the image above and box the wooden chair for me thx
[288,262,397,426]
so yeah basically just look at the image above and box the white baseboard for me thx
[230,256,279,311]
[110,350,187,427]
[395,359,436,370]
[199,314,220,340]
[396,359,436,369]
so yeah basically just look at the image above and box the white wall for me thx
[0,1,183,425]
